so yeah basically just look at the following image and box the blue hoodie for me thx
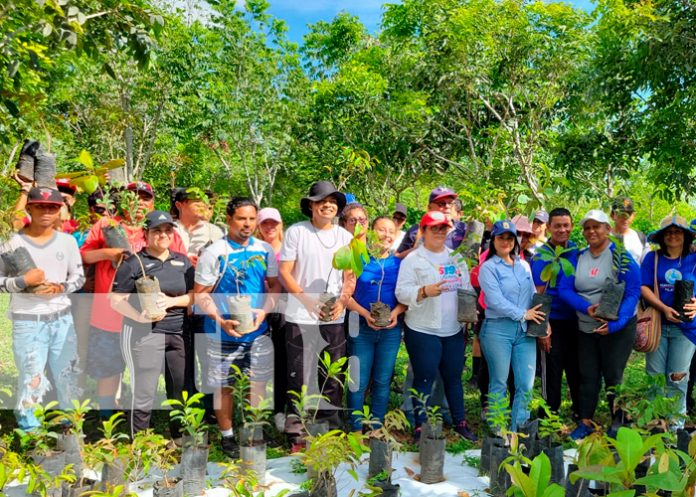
[558,242,641,333]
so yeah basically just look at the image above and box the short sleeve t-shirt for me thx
[195,236,278,342]
[353,255,401,323]
[417,247,463,336]
[280,221,353,325]
[112,250,194,334]
[641,252,696,327]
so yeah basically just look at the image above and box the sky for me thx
[263,0,597,45]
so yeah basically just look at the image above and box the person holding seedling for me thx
[0,186,85,431]
[194,197,280,458]
[531,208,580,417]
[81,182,185,419]
[346,216,405,432]
[110,210,195,437]
[478,220,546,432]
[395,211,477,442]
[640,215,696,430]
[278,181,354,450]
[559,209,641,440]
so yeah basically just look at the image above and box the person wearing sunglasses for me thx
[396,211,478,442]
[395,186,468,259]
[339,202,369,238]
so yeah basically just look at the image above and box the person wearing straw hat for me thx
[641,215,696,430]
[559,209,641,440]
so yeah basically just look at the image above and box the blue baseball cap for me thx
[491,220,517,238]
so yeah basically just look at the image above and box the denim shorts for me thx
[85,327,125,379]
[206,334,274,388]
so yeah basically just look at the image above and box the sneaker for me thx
[454,421,478,442]
[570,423,595,441]
[221,435,239,459]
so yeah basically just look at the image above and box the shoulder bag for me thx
[634,252,662,353]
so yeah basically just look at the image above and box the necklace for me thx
[312,222,339,250]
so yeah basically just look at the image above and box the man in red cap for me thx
[80,181,185,417]
[0,187,85,431]
[395,186,468,259]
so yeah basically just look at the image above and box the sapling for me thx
[162,391,208,447]
[225,255,267,333]
[325,223,369,321]
[594,235,633,321]
[527,242,576,337]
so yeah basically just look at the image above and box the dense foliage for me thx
[1,0,694,226]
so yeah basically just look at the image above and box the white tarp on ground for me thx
[7,450,496,497]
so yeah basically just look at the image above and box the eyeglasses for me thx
[434,201,455,208]
[428,225,449,233]
[393,215,406,222]
[149,229,174,237]
[664,229,684,237]
[346,217,368,226]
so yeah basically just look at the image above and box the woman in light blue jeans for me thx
[640,215,696,430]
[478,220,546,431]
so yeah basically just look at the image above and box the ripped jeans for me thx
[646,324,696,430]
[12,313,80,431]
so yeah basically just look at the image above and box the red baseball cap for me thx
[56,178,77,196]
[126,181,154,197]
[420,211,452,229]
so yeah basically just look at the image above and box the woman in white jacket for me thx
[396,211,477,442]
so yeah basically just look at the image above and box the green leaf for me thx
[606,491,636,497]
[614,427,643,472]
[332,246,352,271]
[540,264,554,283]
[560,258,575,277]
[634,472,684,492]
[530,452,552,496]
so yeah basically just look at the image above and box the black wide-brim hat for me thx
[300,181,346,217]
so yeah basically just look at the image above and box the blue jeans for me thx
[403,326,466,427]
[347,322,402,430]
[12,314,80,431]
[480,318,536,431]
[646,324,696,429]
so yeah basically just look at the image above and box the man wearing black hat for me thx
[278,181,355,449]
[0,187,85,431]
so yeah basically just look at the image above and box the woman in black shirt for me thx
[111,210,194,437]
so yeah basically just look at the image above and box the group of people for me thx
[3,175,696,458]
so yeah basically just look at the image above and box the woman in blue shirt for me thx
[641,216,696,430]
[346,216,405,431]
[478,220,545,431]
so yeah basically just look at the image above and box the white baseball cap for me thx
[579,209,611,226]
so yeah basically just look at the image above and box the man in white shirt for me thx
[279,181,355,449]
[610,197,648,263]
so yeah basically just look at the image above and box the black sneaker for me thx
[454,421,478,442]
[221,435,239,459]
